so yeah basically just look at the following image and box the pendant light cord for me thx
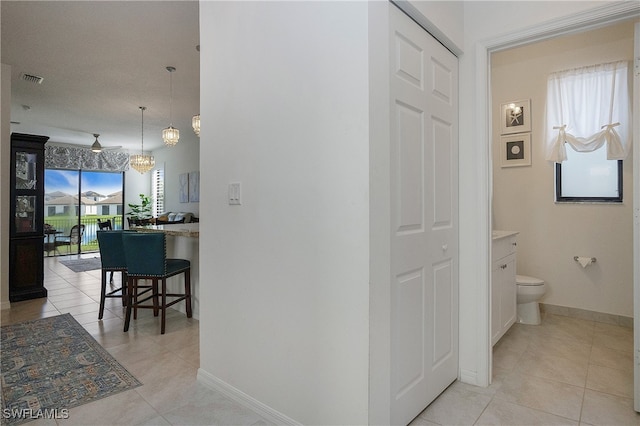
[167,66,176,127]
[140,106,146,154]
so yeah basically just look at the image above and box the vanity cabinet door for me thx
[492,235,517,345]
[491,261,502,345]
[500,253,517,332]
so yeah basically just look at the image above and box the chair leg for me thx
[153,279,159,317]
[133,278,139,320]
[109,270,114,284]
[124,276,135,332]
[99,269,107,320]
[121,271,128,306]
[161,279,167,334]
[184,269,192,318]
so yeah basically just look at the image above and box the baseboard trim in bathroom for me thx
[540,303,633,328]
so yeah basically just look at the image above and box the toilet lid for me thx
[516,274,544,286]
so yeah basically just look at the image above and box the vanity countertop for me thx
[492,230,519,240]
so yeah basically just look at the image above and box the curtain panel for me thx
[45,144,130,172]
[545,60,631,163]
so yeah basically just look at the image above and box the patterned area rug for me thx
[0,314,141,425]
[59,257,102,273]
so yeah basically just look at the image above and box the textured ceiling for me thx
[1,1,200,151]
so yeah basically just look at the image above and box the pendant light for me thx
[192,114,200,137]
[192,45,201,138]
[130,106,155,174]
[91,134,102,153]
[162,66,179,146]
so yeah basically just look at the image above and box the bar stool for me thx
[96,230,136,319]
[122,232,192,334]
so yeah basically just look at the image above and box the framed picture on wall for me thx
[179,173,189,203]
[500,133,531,167]
[500,99,531,134]
[188,171,200,202]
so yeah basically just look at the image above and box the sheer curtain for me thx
[545,60,631,163]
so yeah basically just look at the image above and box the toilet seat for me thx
[516,274,544,286]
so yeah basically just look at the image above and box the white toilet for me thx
[516,275,546,325]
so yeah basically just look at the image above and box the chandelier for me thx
[162,66,179,146]
[192,114,200,137]
[130,106,155,174]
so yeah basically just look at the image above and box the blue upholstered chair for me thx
[121,232,192,334]
[96,230,137,319]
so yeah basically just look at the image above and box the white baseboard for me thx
[1,300,11,311]
[196,368,300,426]
[458,368,479,386]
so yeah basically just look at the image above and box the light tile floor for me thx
[411,312,639,426]
[2,255,638,425]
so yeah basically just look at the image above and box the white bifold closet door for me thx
[389,4,459,425]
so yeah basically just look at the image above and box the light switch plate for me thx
[228,182,241,205]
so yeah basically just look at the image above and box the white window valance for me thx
[545,60,631,163]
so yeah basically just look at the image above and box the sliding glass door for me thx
[44,169,124,256]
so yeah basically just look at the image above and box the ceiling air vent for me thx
[21,73,44,84]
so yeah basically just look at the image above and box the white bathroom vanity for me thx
[491,230,518,345]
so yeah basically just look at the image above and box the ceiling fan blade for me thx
[85,134,122,151]
[76,143,123,151]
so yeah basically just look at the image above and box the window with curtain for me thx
[546,60,630,202]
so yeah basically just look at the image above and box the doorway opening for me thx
[486,13,639,410]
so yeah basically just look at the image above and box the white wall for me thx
[198,2,370,424]
[1,63,11,310]
[491,21,635,318]
[152,133,200,216]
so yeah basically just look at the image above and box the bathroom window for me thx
[555,148,622,202]
[545,60,629,203]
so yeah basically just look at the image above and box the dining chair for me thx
[97,218,113,230]
[122,232,192,334]
[54,224,85,254]
[96,230,140,319]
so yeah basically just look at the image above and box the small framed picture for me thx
[500,133,531,168]
[188,171,200,202]
[500,99,531,135]
[179,173,189,203]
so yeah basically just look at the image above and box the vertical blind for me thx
[545,60,631,163]
[152,168,165,217]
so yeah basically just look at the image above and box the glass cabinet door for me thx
[13,149,41,235]
[15,195,37,233]
[15,151,38,190]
